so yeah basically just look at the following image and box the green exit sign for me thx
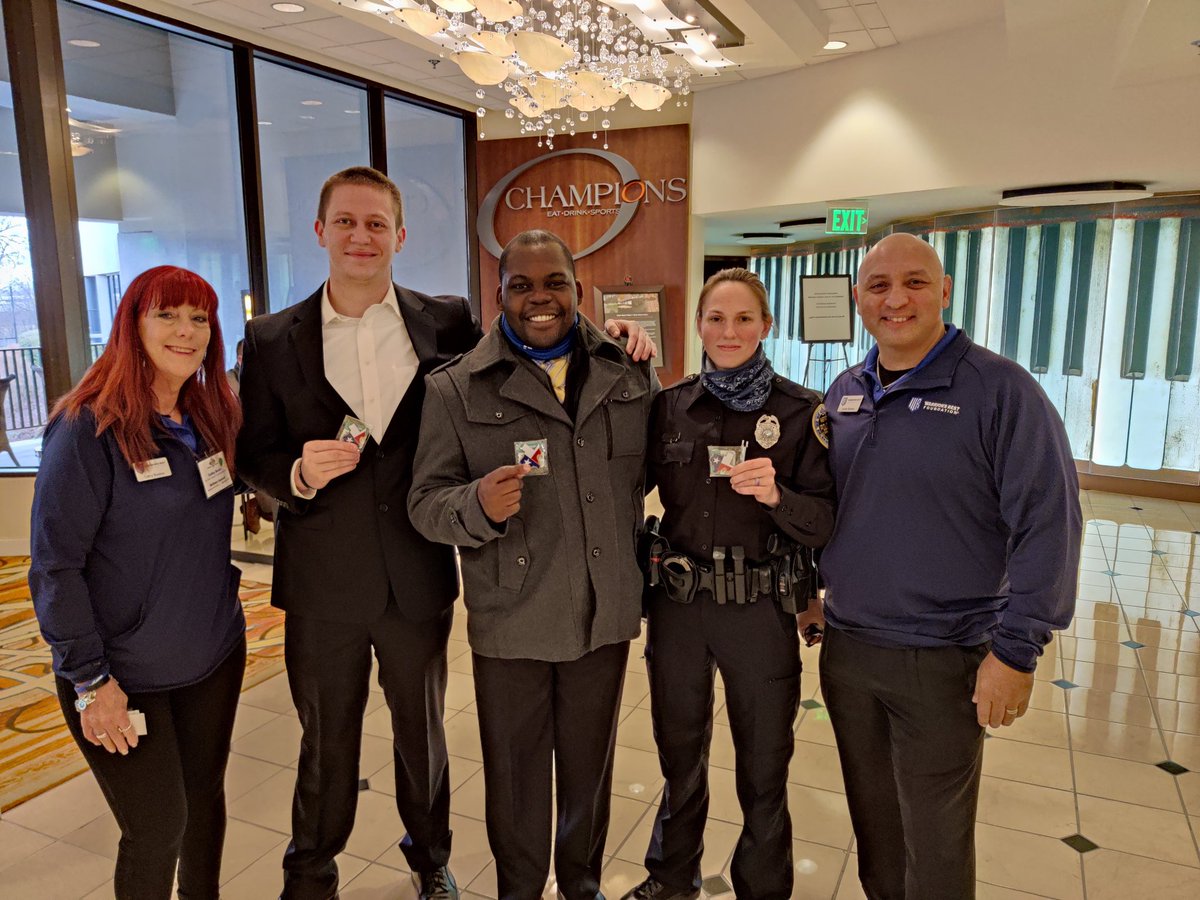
[826,206,869,235]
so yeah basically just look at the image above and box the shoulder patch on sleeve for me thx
[812,403,830,449]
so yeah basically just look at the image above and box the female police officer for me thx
[623,268,835,900]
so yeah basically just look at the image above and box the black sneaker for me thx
[619,877,700,900]
[412,867,459,900]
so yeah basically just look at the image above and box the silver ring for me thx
[1004,707,1019,714]
[117,725,132,734]
[95,731,108,739]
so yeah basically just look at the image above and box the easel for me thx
[802,342,850,394]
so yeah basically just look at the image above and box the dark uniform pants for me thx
[643,590,801,900]
[281,601,453,900]
[819,626,987,900]
[473,641,630,900]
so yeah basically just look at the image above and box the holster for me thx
[778,546,817,614]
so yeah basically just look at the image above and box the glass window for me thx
[0,3,45,468]
[255,60,369,311]
[1167,217,1200,382]
[58,0,249,372]
[1121,218,1160,379]
[751,199,1200,478]
[1063,221,1097,376]
[385,97,469,300]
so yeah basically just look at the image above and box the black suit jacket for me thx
[237,283,482,623]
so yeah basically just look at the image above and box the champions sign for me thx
[477,148,688,260]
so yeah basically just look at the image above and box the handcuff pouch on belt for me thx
[641,516,700,605]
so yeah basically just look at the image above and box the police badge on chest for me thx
[755,414,780,449]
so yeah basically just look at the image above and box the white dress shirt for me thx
[292,282,420,498]
[320,281,420,437]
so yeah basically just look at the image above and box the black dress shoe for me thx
[619,877,699,900]
[412,866,459,900]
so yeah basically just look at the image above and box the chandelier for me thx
[367,0,733,145]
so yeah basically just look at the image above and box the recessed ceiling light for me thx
[68,39,101,48]
[272,3,306,12]
[738,232,792,245]
[301,99,323,106]
[685,15,695,24]
[708,32,718,41]
[258,120,273,126]
[1000,181,1152,207]
[824,40,848,50]
[299,115,316,120]
[344,109,361,114]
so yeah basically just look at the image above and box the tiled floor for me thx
[3,492,1200,898]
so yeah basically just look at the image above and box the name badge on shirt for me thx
[198,452,234,498]
[837,395,864,414]
[134,457,172,482]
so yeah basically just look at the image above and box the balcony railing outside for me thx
[0,343,106,438]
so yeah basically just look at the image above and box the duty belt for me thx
[659,547,795,609]
[640,518,814,614]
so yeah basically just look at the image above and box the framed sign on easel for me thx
[594,285,668,370]
[799,275,854,343]
[799,275,854,388]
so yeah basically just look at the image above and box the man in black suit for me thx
[238,167,478,900]
[239,167,655,900]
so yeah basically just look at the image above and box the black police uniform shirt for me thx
[648,373,836,565]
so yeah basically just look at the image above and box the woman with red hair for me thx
[30,265,246,899]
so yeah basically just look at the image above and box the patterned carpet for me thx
[0,557,285,811]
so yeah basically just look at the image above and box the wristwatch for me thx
[74,672,111,711]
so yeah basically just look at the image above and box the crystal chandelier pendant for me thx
[387,0,730,132]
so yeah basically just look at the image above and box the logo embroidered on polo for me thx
[909,397,961,415]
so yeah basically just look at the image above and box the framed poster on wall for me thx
[594,285,668,369]
[800,275,855,343]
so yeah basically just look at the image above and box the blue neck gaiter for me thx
[701,345,775,412]
[499,312,579,361]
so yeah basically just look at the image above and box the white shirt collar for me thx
[320,281,401,325]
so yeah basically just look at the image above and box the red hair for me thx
[53,266,242,471]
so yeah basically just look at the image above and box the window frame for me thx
[0,0,478,474]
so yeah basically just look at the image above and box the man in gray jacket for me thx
[409,229,659,900]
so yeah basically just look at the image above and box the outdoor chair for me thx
[0,375,19,466]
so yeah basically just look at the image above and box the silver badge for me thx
[755,414,781,449]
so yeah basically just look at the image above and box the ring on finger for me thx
[117,725,132,734]
[95,731,108,739]
[1004,707,1020,714]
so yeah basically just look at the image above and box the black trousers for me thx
[643,591,801,900]
[56,636,246,900]
[473,641,629,900]
[819,626,987,900]
[281,602,453,900]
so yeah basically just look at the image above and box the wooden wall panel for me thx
[475,124,690,386]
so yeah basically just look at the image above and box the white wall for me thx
[0,477,34,555]
[690,10,1200,219]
